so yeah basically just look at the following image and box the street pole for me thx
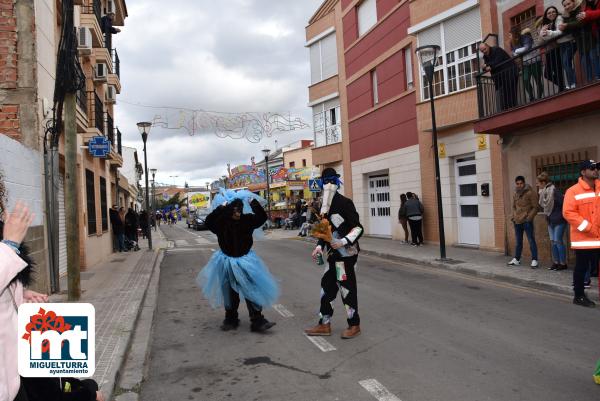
[265,155,271,224]
[142,138,152,250]
[427,67,447,260]
[64,93,81,300]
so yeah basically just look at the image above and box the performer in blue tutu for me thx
[198,189,278,332]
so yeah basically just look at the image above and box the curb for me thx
[297,237,595,300]
[108,247,164,401]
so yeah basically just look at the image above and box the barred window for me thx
[100,176,108,232]
[86,169,97,235]
[533,147,597,194]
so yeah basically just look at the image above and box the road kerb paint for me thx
[304,334,336,352]
[272,304,294,318]
[359,379,401,401]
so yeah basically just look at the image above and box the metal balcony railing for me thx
[476,28,600,119]
[87,91,104,135]
[82,0,102,30]
[76,87,87,115]
[116,128,123,155]
[106,113,114,145]
[111,48,120,78]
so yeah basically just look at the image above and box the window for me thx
[100,176,108,232]
[289,161,295,168]
[372,69,379,105]
[86,169,96,235]
[404,47,413,90]
[417,7,482,100]
[309,33,338,84]
[357,0,377,36]
[302,159,307,167]
[533,147,597,194]
[313,98,342,148]
[509,7,539,47]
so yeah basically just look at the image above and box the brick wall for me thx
[0,0,18,90]
[0,104,21,140]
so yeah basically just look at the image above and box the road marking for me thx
[272,304,294,317]
[304,335,336,352]
[195,237,212,245]
[359,379,402,401]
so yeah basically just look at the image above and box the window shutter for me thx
[357,0,377,36]
[320,34,338,79]
[417,24,442,48]
[444,7,481,51]
[310,42,321,84]
[404,47,413,88]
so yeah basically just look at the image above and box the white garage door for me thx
[368,175,391,237]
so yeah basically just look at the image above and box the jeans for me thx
[523,61,544,100]
[408,218,423,245]
[547,223,566,264]
[514,221,538,261]
[580,43,600,82]
[573,249,600,297]
[117,233,126,251]
[560,42,577,87]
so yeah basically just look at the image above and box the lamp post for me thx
[416,45,446,260]
[185,181,190,217]
[262,148,272,226]
[169,175,179,187]
[137,121,153,250]
[150,168,157,231]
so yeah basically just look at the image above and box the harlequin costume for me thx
[305,168,364,339]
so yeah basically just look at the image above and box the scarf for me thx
[538,183,555,216]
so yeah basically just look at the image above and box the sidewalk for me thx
[49,228,167,399]
[267,228,599,301]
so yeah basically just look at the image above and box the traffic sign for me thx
[88,136,111,158]
[308,179,322,192]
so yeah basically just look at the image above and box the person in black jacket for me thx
[305,168,364,339]
[480,42,520,110]
[22,377,104,401]
[197,191,278,333]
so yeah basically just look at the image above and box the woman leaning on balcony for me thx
[538,6,566,92]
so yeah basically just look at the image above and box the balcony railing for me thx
[82,0,102,30]
[106,113,114,145]
[87,91,104,135]
[314,125,342,148]
[476,28,600,119]
[111,48,120,78]
[76,87,87,115]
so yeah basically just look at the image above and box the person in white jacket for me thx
[0,202,47,401]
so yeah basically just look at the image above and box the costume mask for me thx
[320,183,338,215]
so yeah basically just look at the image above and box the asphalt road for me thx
[141,222,599,401]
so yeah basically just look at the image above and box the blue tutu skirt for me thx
[197,250,279,309]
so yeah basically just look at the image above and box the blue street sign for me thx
[88,136,111,158]
[308,179,322,192]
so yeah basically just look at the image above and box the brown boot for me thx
[341,325,361,339]
[304,323,331,336]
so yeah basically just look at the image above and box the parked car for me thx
[193,209,210,231]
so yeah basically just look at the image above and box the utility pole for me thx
[64,92,81,300]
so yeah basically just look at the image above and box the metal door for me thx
[455,156,480,245]
[368,175,391,237]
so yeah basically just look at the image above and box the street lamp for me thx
[169,175,179,187]
[262,148,272,226]
[416,45,446,260]
[150,168,157,231]
[184,181,190,219]
[137,121,153,250]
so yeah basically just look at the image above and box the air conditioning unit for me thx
[77,27,92,55]
[94,63,107,82]
[106,0,116,14]
[106,85,117,104]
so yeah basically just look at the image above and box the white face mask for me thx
[320,183,338,215]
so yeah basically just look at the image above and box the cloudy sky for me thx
[115,0,323,187]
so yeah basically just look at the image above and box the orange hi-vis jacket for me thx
[563,177,600,249]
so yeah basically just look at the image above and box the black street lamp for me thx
[416,45,447,260]
[137,121,153,250]
[262,148,272,226]
[150,168,157,231]
[185,181,190,216]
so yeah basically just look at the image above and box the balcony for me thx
[76,86,89,133]
[108,48,121,93]
[475,30,600,135]
[82,90,104,143]
[105,114,123,166]
[312,125,343,165]
[80,0,103,48]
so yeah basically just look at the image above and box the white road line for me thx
[195,237,212,245]
[359,379,402,401]
[272,304,294,318]
[304,335,336,352]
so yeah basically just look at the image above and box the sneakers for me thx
[573,296,596,308]
[584,281,591,289]
[554,264,568,271]
[530,260,539,269]
[250,318,276,333]
[548,263,558,270]
[220,318,240,331]
[304,323,331,336]
[341,325,361,339]
[507,258,520,266]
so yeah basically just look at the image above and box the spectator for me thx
[508,176,539,268]
[398,193,410,244]
[558,0,589,84]
[125,206,138,243]
[480,42,520,110]
[539,6,565,92]
[577,0,600,80]
[1,202,49,401]
[404,192,424,246]
[22,377,105,401]
[562,160,600,307]
[118,207,127,252]
[536,172,568,271]
[139,210,149,239]
[513,28,545,101]
[109,204,120,252]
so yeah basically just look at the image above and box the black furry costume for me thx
[0,220,34,287]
